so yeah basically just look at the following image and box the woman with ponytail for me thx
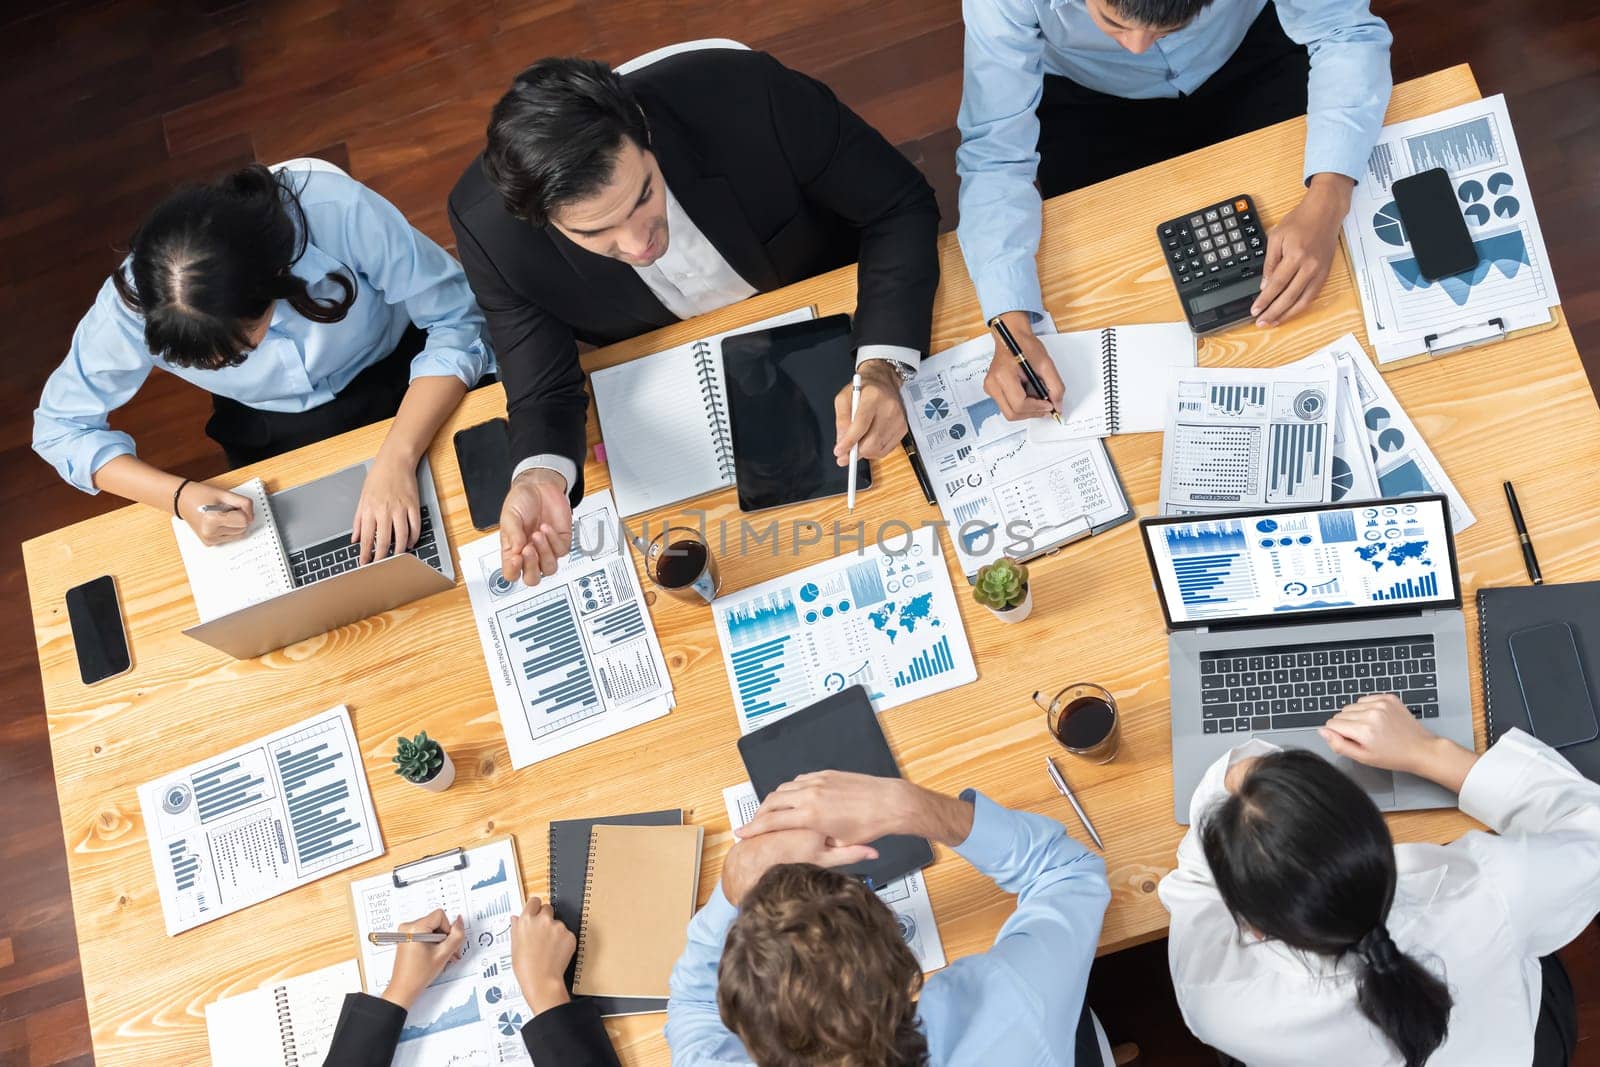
[34,161,491,558]
[1160,693,1594,1066]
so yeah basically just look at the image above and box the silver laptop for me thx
[184,458,455,659]
[1140,495,1474,823]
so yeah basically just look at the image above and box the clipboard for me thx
[1377,306,1563,369]
[347,833,523,996]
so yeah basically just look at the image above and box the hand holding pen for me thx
[987,313,1064,424]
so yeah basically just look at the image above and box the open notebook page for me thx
[591,307,815,516]
[170,477,294,622]
[204,959,360,1067]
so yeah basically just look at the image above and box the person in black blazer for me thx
[447,49,941,585]
[322,899,620,1066]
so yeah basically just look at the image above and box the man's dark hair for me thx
[482,57,651,226]
[1103,0,1215,29]
[1201,750,1453,1067]
[719,864,929,1067]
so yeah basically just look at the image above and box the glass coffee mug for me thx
[1034,683,1120,763]
[644,527,721,603]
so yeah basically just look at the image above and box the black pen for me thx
[989,315,1061,424]
[1503,480,1542,585]
[901,434,937,505]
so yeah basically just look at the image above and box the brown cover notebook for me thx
[572,824,704,998]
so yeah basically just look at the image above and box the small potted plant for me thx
[973,557,1032,623]
[393,731,455,792]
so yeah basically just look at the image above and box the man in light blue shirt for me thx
[957,0,1391,422]
[665,771,1110,1065]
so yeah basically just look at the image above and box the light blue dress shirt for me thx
[33,164,493,492]
[664,791,1110,1065]
[956,0,1393,322]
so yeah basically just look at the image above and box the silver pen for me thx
[1045,755,1104,850]
[197,503,241,514]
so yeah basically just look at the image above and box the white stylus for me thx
[846,373,863,511]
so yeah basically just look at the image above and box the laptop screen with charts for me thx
[1142,496,1461,630]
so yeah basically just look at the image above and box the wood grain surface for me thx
[22,66,1600,1065]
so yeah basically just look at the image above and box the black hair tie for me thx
[1356,925,1401,975]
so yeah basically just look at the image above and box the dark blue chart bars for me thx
[731,634,794,720]
[192,759,267,822]
[1372,572,1439,601]
[505,595,600,719]
[893,635,955,687]
[274,739,362,868]
[1164,521,1256,607]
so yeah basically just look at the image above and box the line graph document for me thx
[722,782,946,972]
[1159,359,1338,515]
[139,705,383,936]
[1340,94,1558,362]
[461,489,673,769]
[711,525,977,734]
[351,838,534,1067]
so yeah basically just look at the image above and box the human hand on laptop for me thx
[500,469,573,586]
[737,771,974,851]
[833,360,908,465]
[353,454,422,564]
[1319,693,1480,793]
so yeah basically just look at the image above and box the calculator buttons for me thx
[1198,238,1213,251]
[1178,273,1190,283]
[1235,199,1250,213]
[1219,204,1234,217]
[1232,241,1247,255]
[1203,252,1218,263]
[1204,209,1220,222]
[1207,222,1222,235]
[1248,236,1262,249]
[1224,216,1239,231]
[1162,225,1175,237]
[1189,214,1206,227]
[1189,258,1203,270]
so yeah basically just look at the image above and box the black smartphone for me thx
[65,575,131,686]
[1392,167,1478,281]
[1509,621,1600,748]
[453,418,512,531]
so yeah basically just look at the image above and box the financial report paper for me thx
[461,489,674,769]
[139,704,383,936]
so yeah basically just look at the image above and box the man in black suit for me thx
[448,50,941,585]
[322,900,620,1066]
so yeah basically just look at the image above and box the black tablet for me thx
[735,685,933,888]
[721,314,871,513]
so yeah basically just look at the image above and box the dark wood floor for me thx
[2,2,1597,1064]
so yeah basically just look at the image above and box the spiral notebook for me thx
[1478,581,1600,781]
[572,823,703,999]
[170,476,295,622]
[589,307,815,516]
[1029,322,1196,440]
[204,959,360,1067]
[549,809,682,1016]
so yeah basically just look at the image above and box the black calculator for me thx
[1158,195,1267,334]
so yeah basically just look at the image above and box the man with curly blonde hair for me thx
[666,772,1110,1065]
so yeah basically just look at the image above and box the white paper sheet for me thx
[901,333,1130,577]
[205,959,360,1067]
[711,525,977,734]
[1339,94,1558,362]
[461,489,674,769]
[1295,334,1476,531]
[139,705,383,936]
[1159,359,1339,515]
[721,782,946,972]
[351,838,533,1066]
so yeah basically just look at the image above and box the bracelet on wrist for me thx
[173,478,193,517]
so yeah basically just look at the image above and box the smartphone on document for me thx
[65,575,132,685]
[1392,167,1478,281]
[1509,621,1600,748]
[453,418,513,531]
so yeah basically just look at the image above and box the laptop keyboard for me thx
[1199,635,1439,737]
[287,505,443,588]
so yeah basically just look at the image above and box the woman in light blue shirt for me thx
[33,161,493,557]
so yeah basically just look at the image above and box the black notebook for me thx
[548,808,682,1016]
[1478,581,1600,780]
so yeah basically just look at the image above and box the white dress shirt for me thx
[1160,731,1600,1066]
[514,183,919,491]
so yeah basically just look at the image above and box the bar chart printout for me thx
[138,705,383,935]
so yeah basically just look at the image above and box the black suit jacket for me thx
[447,48,940,502]
[321,991,621,1067]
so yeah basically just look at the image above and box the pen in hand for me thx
[368,930,451,945]
[846,373,863,511]
[990,316,1062,425]
[197,503,241,514]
